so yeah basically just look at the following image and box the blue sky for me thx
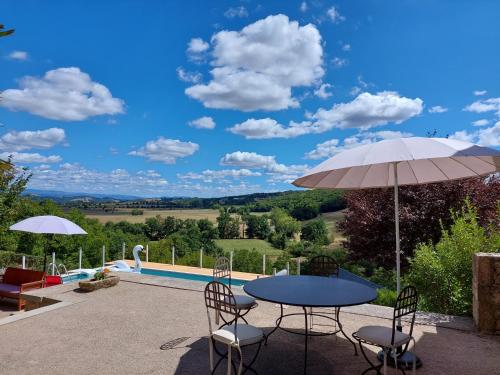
[1,0,499,197]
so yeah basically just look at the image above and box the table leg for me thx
[265,303,283,345]
[336,307,358,356]
[303,306,308,375]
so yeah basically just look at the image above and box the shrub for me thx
[408,201,499,315]
[130,209,143,216]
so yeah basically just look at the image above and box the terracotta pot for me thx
[78,275,120,292]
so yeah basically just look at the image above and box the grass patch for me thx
[215,239,282,256]
[85,208,221,224]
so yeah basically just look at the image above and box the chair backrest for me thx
[308,255,339,277]
[3,267,45,286]
[391,286,418,346]
[213,256,231,287]
[204,281,238,333]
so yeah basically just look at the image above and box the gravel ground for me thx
[0,278,499,375]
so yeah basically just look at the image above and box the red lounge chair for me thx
[44,275,63,287]
[0,267,45,310]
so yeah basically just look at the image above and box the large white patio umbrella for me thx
[10,215,87,271]
[293,137,500,295]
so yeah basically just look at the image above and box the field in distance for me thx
[85,208,221,224]
[215,239,283,256]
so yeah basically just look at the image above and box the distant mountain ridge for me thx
[24,189,143,202]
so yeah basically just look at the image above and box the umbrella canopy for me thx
[10,215,87,235]
[293,137,500,189]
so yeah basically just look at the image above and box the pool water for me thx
[140,268,247,286]
[61,273,90,283]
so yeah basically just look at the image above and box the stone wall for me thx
[472,253,500,334]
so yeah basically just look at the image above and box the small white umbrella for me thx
[10,215,87,271]
[293,137,500,294]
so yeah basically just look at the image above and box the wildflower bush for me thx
[408,201,499,316]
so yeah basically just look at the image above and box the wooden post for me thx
[52,252,56,275]
[230,251,233,273]
[102,245,105,269]
[22,256,26,269]
[146,244,149,263]
[200,248,203,268]
[122,242,125,260]
[297,258,301,275]
[286,262,290,275]
[262,254,266,275]
[273,267,276,276]
[172,245,175,266]
[79,247,82,270]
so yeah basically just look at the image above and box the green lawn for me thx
[215,239,283,256]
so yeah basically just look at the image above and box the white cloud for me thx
[332,57,348,68]
[187,38,209,53]
[472,119,490,127]
[129,137,199,164]
[449,122,500,147]
[305,130,413,159]
[474,90,487,96]
[428,105,448,113]
[188,116,216,129]
[1,152,61,164]
[28,163,169,196]
[314,83,333,99]
[176,67,202,83]
[178,168,260,182]
[464,97,500,117]
[185,14,324,111]
[312,91,423,130]
[186,38,210,62]
[228,118,317,139]
[220,151,276,169]
[349,76,371,96]
[0,128,66,151]
[0,67,124,121]
[341,43,351,51]
[224,6,248,18]
[300,1,308,12]
[327,6,345,23]
[230,92,422,139]
[7,50,28,61]
[220,151,308,184]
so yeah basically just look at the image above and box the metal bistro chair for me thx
[353,286,419,375]
[308,255,341,333]
[213,256,257,326]
[205,281,265,375]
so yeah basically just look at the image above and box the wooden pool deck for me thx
[120,259,263,281]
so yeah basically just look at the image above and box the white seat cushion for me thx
[233,295,256,309]
[212,324,264,346]
[356,325,411,347]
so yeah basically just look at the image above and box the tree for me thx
[217,208,240,239]
[301,219,329,245]
[339,176,500,269]
[270,208,300,238]
[0,24,14,38]
[244,215,270,239]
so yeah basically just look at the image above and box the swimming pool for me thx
[140,268,247,286]
[61,273,90,283]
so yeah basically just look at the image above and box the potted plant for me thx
[78,268,119,292]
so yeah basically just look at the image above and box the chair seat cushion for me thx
[213,324,264,346]
[356,325,410,347]
[232,295,257,310]
[0,284,21,294]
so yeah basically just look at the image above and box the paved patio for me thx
[0,273,499,374]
